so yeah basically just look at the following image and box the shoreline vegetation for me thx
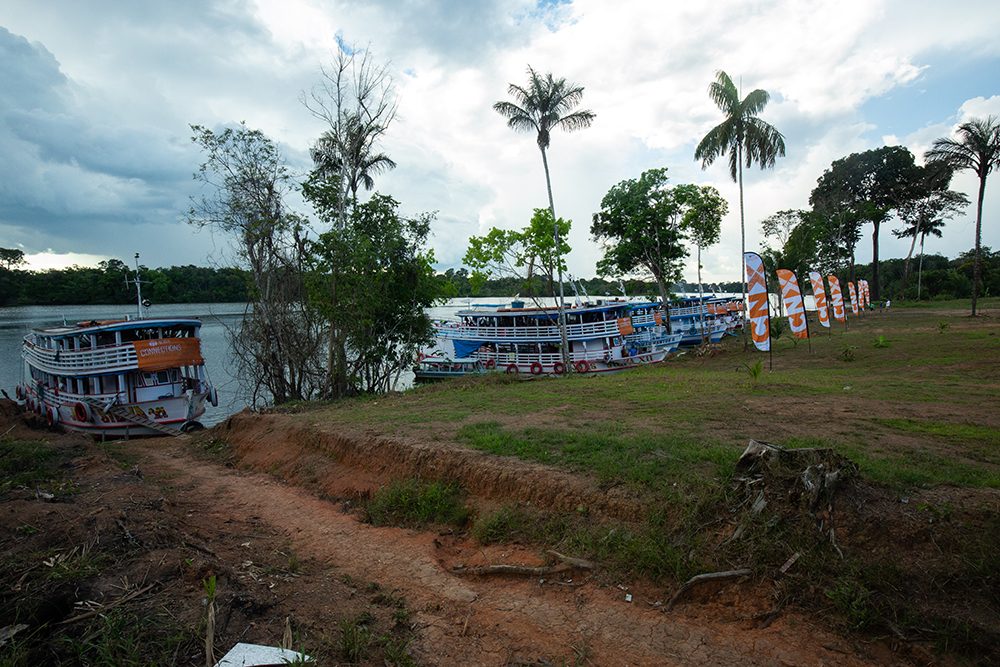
[0,249,995,308]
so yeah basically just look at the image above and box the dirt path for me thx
[130,432,876,667]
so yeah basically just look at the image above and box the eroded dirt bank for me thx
[5,400,995,666]
[175,411,883,666]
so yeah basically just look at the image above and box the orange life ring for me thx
[74,401,93,423]
[576,360,590,373]
[485,359,496,370]
[505,364,519,375]
[530,362,543,375]
[553,362,564,374]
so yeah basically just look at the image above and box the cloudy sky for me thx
[2,0,999,286]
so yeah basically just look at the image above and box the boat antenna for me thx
[125,253,152,319]
[619,281,627,299]
[567,274,582,305]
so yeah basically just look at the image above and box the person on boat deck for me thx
[629,346,638,357]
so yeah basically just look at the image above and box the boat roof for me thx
[30,317,203,338]
[455,298,641,318]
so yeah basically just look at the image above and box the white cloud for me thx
[1,0,999,286]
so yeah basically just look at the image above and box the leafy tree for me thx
[925,116,1000,315]
[0,247,26,270]
[810,146,921,302]
[494,65,595,371]
[307,193,444,395]
[590,168,689,310]
[892,167,969,299]
[188,122,320,406]
[694,70,785,308]
[678,184,727,340]
[462,208,571,299]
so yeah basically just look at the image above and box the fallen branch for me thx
[452,551,597,577]
[664,569,752,612]
[58,583,157,625]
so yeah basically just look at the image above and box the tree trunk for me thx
[871,219,881,303]
[899,220,920,300]
[738,142,747,348]
[972,172,986,316]
[539,145,571,375]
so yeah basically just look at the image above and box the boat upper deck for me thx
[24,317,204,378]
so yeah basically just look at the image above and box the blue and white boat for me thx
[414,298,680,380]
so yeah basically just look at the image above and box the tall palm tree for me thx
[694,71,785,329]
[494,66,595,373]
[925,116,1000,316]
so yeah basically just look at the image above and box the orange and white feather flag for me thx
[808,271,830,328]
[777,269,809,339]
[827,275,846,323]
[744,252,771,352]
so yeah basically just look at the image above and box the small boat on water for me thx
[414,298,681,381]
[16,317,217,438]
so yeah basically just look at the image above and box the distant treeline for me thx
[0,260,247,307]
[1,250,996,308]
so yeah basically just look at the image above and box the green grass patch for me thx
[363,478,472,528]
[457,421,738,493]
[874,418,1000,448]
[0,438,65,492]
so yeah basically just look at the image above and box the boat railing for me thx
[433,318,623,341]
[22,340,139,376]
[479,349,611,369]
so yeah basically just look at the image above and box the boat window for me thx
[156,371,170,384]
[100,375,117,393]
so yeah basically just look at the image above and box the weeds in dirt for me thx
[872,335,890,348]
[363,478,471,529]
[63,607,195,667]
[0,438,64,492]
[339,613,373,662]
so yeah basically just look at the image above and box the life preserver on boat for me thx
[553,362,564,374]
[26,396,33,413]
[45,405,59,426]
[35,398,43,415]
[74,401,93,423]
[576,360,590,373]
[209,386,219,407]
[15,384,23,400]
[485,359,496,370]
[505,364,519,375]
[530,362,543,375]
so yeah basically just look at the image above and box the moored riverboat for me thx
[414,298,679,379]
[16,317,216,438]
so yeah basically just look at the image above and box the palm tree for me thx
[494,66,595,373]
[925,116,1000,315]
[311,114,397,202]
[694,71,785,329]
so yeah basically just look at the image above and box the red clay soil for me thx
[1,398,996,666]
